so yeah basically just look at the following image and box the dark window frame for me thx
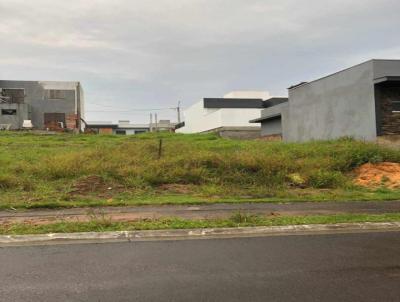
[392,101,400,112]
[1,109,17,115]
[1,88,25,104]
[116,130,127,135]
[47,90,66,100]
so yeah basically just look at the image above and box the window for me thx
[392,101,400,112]
[1,109,17,115]
[2,89,25,103]
[47,90,65,99]
[116,130,127,135]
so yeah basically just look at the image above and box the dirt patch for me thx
[353,162,400,189]
[69,175,125,198]
[157,184,194,194]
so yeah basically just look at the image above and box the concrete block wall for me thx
[286,61,377,141]
[0,103,30,129]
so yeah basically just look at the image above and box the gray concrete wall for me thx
[286,60,377,141]
[218,129,261,139]
[203,127,261,139]
[373,60,400,79]
[0,103,30,129]
[0,81,81,129]
[261,118,282,136]
[256,102,289,140]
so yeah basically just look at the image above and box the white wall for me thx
[177,100,222,133]
[177,91,269,133]
[220,108,262,127]
[177,102,262,133]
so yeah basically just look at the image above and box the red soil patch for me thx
[353,162,400,189]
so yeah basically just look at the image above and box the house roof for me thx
[249,113,282,123]
[263,97,288,108]
[374,76,400,84]
[118,124,149,129]
[174,121,185,129]
[87,124,118,129]
[203,98,264,109]
[287,59,400,91]
[249,102,289,123]
[86,121,118,128]
[203,97,288,109]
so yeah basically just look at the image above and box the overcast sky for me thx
[1,0,400,123]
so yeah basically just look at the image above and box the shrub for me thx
[0,174,20,190]
[308,170,347,189]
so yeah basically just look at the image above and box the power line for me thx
[86,109,173,112]
[86,101,177,112]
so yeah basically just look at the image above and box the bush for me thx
[0,174,20,190]
[308,170,346,189]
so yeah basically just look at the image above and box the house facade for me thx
[0,80,84,131]
[251,60,400,142]
[177,91,280,139]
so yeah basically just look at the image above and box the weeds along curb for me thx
[1,222,400,246]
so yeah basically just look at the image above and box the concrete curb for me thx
[1,222,400,246]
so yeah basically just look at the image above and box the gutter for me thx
[1,222,399,247]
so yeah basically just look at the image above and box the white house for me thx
[176,91,277,138]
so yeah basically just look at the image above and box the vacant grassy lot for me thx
[1,131,400,209]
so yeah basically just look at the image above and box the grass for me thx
[1,213,400,235]
[1,131,400,209]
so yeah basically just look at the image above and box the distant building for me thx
[86,119,176,135]
[250,59,400,142]
[150,119,176,132]
[176,91,285,139]
[116,120,150,135]
[86,120,149,135]
[85,121,117,135]
[0,80,84,131]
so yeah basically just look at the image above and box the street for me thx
[1,231,400,302]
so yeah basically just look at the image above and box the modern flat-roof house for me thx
[251,60,400,142]
[0,80,84,131]
[176,91,285,139]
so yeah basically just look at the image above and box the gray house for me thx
[251,59,400,141]
[0,80,84,131]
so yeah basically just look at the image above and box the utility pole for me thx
[177,101,181,124]
[150,113,153,132]
[155,113,158,132]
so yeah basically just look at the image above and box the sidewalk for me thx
[1,200,399,225]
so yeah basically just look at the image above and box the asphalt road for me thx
[1,232,400,302]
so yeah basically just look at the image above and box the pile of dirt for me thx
[69,175,125,197]
[353,162,400,189]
